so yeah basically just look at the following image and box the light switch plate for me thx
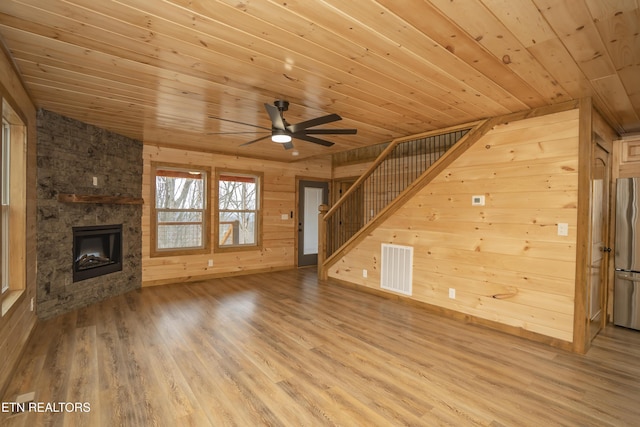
[557,223,569,236]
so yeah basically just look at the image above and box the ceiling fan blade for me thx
[292,133,335,147]
[264,103,286,130]
[302,128,357,135]
[288,114,341,133]
[207,131,270,135]
[239,135,271,146]
[282,141,294,150]
[208,115,272,131]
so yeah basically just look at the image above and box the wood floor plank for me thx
[2,268,640,426]
[63,325,98,427]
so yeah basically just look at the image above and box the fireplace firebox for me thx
[73,224,123,282]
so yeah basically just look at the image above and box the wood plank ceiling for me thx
[0,0,638,161]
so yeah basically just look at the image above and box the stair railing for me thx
[322,125,473,264]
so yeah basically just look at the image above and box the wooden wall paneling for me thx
[141,145,331,286]
[332,162,375,180]
[625,140,640,162]
[329,106,581,347]
[572,98,594,353]
[332,144,389,169]
[621,138,640,165]
[0,45,38,396]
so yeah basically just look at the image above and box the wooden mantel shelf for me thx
[57,193,144,205]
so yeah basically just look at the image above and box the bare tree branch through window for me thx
[154,168,207,250]
[218,174,259,247]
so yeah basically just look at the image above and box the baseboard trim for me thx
[142,265,294,287]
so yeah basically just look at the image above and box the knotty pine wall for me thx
[0,48,38,395]
[617,137,640,178]
[142,146,331,286]
[329,109,580,343]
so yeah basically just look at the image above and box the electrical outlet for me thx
[448,288,456,299]
[92,176,98,186]
[363,269,368,278]
[207,259,214,267]
[30,297,34,312]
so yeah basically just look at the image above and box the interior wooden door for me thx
[588,140,611,341]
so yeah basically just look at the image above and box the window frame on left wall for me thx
[150,162,211,257]
[1,97,27,315]
[1,119,10,301]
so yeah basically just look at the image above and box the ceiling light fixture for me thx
[271,129,292,143]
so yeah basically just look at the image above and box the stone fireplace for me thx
[36,110,142,319]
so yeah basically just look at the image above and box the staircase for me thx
[319,120,494,276]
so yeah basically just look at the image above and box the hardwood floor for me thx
[2,268,640,426]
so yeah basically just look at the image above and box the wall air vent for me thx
[381,244,413,296]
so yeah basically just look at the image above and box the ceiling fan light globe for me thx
[271,132,292,143]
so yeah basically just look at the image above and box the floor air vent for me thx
[381,244,413,296]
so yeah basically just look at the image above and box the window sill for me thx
[1,289,25,317]
[215,244,262,253]
[150,246,210,258]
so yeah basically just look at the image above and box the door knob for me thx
[602,247,612,253]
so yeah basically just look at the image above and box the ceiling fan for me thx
[209,100,357,150]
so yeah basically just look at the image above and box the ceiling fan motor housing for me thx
[274,99,289,111]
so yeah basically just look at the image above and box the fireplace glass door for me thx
[73,224,122,282]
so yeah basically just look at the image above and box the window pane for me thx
[218,179,256,210]
[303,187,323,255]
[158,210,203,223]
[154,166,208,254]
[1,123,9,205]
[156,173,204,209]
[219,212,256,245]
[157,224,203,249]
[1,122,9,294]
